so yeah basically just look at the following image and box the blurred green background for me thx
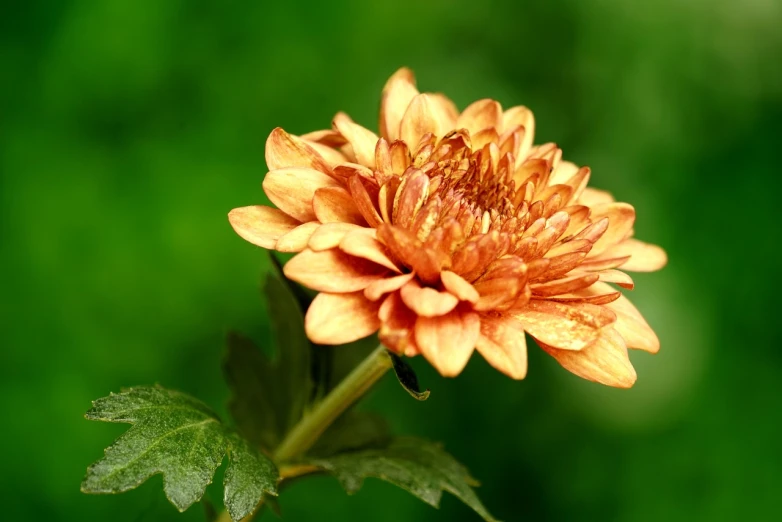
[2,0,780,520]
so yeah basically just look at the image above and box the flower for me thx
[229,68,667,388]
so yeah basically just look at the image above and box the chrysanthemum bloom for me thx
[229,68,667,388]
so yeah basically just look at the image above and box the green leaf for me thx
[223,332,283,451]
[82,386,278,521]
[388,352,431,400]
[306,437,497,521]
[263,265,312,426]
[223,261,313,452]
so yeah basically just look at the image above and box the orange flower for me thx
[229,68,667,388]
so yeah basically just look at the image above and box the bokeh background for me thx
[2,0,780,520]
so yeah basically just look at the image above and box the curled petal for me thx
[305,291,381,344]
[515,300,616,351]
[546,239,593,258]
[313,186,366,225]
[540,328,637,388]
[530,273,600,297]
[595,269,634,289]
[473,277,522,312]
[339,228,401,273]
[364,273,415,301]
[475,314,528,380]
[380,68,420,141]
[283,248,387,292]
[333,112,380,168]
[400,279,459,317]
[441,271,479,303]
[378,291,420,356]
[392,169,429,229]
[377,224,448,284]
[308,222,363,251]
[415,307,480,377]
[265,127,333,173]
[228,205,299,249]
[263,167,340,223]
[347,174,384,228]
[300,129,347,148]
[276,222,320,252]
[577,255,632,272]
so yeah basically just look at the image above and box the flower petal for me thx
[339,228,401,273]
[530,273,600,297]
[441,271,479,303]
[588,203,636,256]
[378,291,420,356]
[457,99,502,136]
[515,300,616,351]
[380,67,419,141]
[263,167,340,223]
[333,112,380,168]
[313,186,366,225]
[400,279,459,317]
[475,314,528,379]
[596,238,668,272]
[578,187,615,206]
[595,269,634,289]
[502,106,535,157]
[283,248,387,292]
[265,127,333,173]
[228,205,300,248]
[581,282,660,353]
[400,94,449,148]
[540,328,637,388]
[305,291,381,344]
[364,273,415,301]
[429,93,459,129]
[276,222,320,252]
[415,307,480,377]
[308,222,363,251]
[377,224,447,284]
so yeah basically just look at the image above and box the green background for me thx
[2,0,780,520]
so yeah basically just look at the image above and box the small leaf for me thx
[82,386,278,521]
[388,352,431,400]
[306,437,497,521]
[223,333,284,451]
[264,265,313,427]
[223,261,313,452]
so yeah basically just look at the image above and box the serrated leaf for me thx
[223,261,313,452]
[306,437,497,521]
[388,352,431,400]
[82,386,278,521]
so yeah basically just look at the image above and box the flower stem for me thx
[215,344,392,522]
[273,344,392,462]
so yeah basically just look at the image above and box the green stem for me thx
[273,344,392,462]
[216,344,392,522]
